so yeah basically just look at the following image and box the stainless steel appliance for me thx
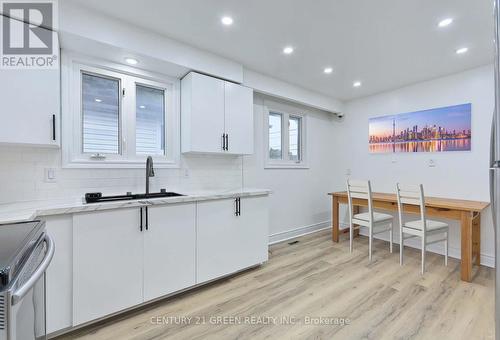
[493,2,500,339]
[0,221,54,340]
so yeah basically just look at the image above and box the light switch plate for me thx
[428,159,436,168]
[44,168,57,183]
[345,168,351,176]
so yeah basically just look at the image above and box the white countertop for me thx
[0,188,271,224]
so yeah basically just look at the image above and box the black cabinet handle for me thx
[145,206,149,230]
[52,114,56,141]
[140,207,143,231]
[225,134,229,151]
[222,133,226,151]
[235,197,241,216]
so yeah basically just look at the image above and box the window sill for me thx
[62,159,180,169]
[264,163,309,169]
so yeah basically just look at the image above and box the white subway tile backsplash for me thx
[0,147,243,204]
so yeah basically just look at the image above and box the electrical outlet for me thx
[345,168,351,176]
[44,168,57,183]
[391,157,397,164]
[183,168,190,178]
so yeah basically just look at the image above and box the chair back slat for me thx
[346,179,373,222]
[398,196,421,205]
[396,183,426,230]
[349,192,369,200]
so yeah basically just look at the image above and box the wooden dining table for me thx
[328,191,490,282]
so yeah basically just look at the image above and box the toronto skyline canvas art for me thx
[369,103,472,153]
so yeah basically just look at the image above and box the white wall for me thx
[244,95,337,242]
[333,65,494,266]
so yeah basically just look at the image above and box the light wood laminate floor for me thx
[55,229,494,340]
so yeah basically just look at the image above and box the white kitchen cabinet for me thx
[143,203,196,301]
[44,215,73,335]
[224,82,254,155]
[0,17,60,147]
[181,72,254,155]
[197,196,269,283]
[181,72,225,153]
[72,208,144,325]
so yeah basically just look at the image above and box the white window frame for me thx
[263,100,308,169]
[62,53,180,168]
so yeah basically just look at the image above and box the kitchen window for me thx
[264,102,307,168]
[63,55,180,168]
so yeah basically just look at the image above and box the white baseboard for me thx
[269,221,331,245]
[339,222,495,268]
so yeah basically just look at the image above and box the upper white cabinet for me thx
[181,72,253,155]
[224,82,254,155]
[0,17,60,147]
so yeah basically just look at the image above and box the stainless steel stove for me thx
[0,220,54,340]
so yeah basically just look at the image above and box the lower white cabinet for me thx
[144,204,196,301]
[73,208,144,325]
[45,215,73,334]
[197,196,269,283]
[72,203,197,326]
[45,195,269,334]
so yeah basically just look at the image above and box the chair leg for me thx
[369,226,373,262]
[399,230,403,266]
[421,237,426,275]
[444,232,448,266]
[389,223,393,253]
[349,223,353,253]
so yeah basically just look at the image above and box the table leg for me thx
[332,196,339,242]
[460,211,473,282]
[472,213,481,266]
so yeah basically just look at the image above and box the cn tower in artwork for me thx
[392,118,396,152]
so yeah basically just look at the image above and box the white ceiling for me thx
[66,0,494,101]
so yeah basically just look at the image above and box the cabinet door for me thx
[45,215,73,335]
[144,203,196,301]
[197,196,269,283]
[181,72,225,153]
[73,208,143,325]
[0,19,60,147]
[224,82,254,155]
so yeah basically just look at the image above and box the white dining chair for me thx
[346,179,393,261]
[396,183,448,274]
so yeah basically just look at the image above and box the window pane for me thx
[289,116,301,161]
[136,85,165,156]
[269,112,282,159]
[82,73,120,154]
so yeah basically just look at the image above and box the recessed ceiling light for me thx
[353,81,362,87]
[125,57,138,65]
[139,105,146,109]
[456,47,468,54]
[283,46,294,55]
[94,98,102,103]
[324,67,333,74]
[438,18,453,28]
[221,16,233,26]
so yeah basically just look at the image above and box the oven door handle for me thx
[11,234,55,306]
